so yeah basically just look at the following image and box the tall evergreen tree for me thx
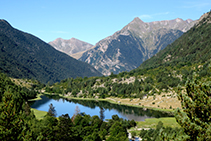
[0,88,26,140]
[47,103,57,117]
[99,107,105,121]
[175,75,211,140]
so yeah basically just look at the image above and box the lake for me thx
[30,95,173,121]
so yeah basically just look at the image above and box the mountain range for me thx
[79,18,196,75]
[0,19,101,84]
[139,12,211,70]
[49,38,93,58]
[48,11,211,103]
[49,17,196,75]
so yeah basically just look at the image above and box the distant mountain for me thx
[79,17,196,75]
[48,11,211,103]
[0,19,101,84]
[49,38,93,59]
[138,12,211,70]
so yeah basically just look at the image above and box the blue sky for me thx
[1,0,210,45]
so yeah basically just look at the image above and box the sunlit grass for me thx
[31,108,47,120]
[136,117,180,129]
[128,117,180,134]
[28,93,43,101]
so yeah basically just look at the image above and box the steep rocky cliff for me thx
[79,17,196,75]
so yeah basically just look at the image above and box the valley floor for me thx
[59,91,181,113]
[106,92,181,111]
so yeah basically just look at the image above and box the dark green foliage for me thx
[0,89,25,140]
[0,73,37,102]
[107,121,128,141]
[175,77,211,140]
[0,20,101,84]
[46,75,152,98]
[145,76,154,84]
[54,114,74,140]
[0,74,37,140]
[100,107,105,121]
[47,103,57,117]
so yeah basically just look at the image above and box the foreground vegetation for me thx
[1,71,210,140]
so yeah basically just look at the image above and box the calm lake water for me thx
[30,95,173,121]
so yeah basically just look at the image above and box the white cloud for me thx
[139,14,152,19]
[139,12,169,20]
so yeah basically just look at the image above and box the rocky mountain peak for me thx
[49,38,93,57]
[186,19,194,23]
[131,17,144,24]
[175,18,183,22]
[78,17,196,76]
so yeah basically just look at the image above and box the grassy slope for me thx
[136,117,179,129]
[31,108,47,120]
[128,117,180,134]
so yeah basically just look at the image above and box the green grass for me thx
[136,117,180,129]
[28,93,43,101]
[30,94,47,120]
[128,117,180,134]
[31,108,47,120]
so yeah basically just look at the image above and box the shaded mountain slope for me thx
[0,19,101,83]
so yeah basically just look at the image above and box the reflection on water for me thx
[30,95,173,121]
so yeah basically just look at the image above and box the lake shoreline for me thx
[30,93,176,121]
[41,93,176,114]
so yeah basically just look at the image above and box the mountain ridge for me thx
[0,19,101,83]
[138,11,211,70]
[78,17,196,75]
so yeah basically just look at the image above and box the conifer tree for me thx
[47,103,57,117]
[175,76,211,140]
[100,107,105,121]
[0,88,26,140]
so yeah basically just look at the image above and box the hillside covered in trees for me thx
[0,20,101,84]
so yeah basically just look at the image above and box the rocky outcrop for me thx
[79,17,196,75]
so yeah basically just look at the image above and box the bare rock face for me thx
[79,18,196,75]
[49,38,93,58]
